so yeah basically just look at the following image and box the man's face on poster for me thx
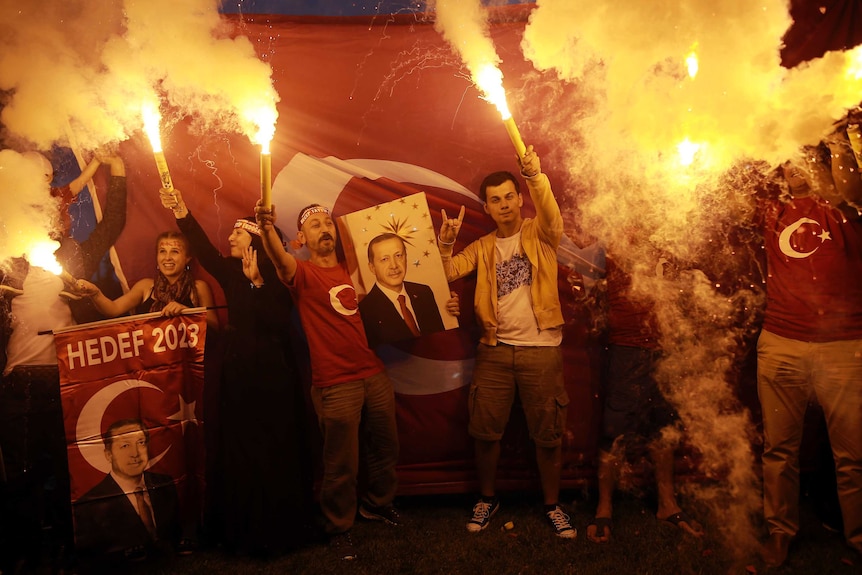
[105,423,149,481]
[369,236,407,292]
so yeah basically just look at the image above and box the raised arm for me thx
[67,157,101,196]
[160,188,233,286]
[826,132,862,218]
[79,154,127,277]
[519,144,563,246]
[254,201,298,285]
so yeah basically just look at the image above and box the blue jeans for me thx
[310,371,399,534]
[757,330,862,553]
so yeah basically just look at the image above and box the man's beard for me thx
[316,235,336,255]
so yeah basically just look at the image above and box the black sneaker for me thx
[467,498,500,532]
[123,545,148,562]
[330,531,357,561]
[546,505,577,539]
[359,503,403,526]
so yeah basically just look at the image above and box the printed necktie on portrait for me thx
[398,294,421,337]
[135,490,157,537]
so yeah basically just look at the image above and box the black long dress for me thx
[177,212,313,554]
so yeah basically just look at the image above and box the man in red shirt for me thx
[255,202,401,562]
[758,134,862,567]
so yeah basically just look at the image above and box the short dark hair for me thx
[103,418,148,450]
[367,233,406,262]
[479,171,520,202]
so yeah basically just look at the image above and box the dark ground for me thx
[3,484,857,575]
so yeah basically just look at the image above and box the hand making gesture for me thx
[439,205,465,247]
[242,245,264,287]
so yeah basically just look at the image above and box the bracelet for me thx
[437,235,455,246]
[250,282,264,289]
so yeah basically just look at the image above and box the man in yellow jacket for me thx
[437,144,574,539]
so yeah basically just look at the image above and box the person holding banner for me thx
[159,188,313,557]
[436,145,575,539]
[0,151,127,572]
[76,230,218,330]
[254,202,401,562]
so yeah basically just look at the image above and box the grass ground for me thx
[58,490,858,575]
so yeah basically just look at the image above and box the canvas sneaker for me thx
[467,498,500,532]
[330,531,357,561]
[359,503,403,526]
[546,505,577,539]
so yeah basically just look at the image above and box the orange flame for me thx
[676,137,701,166]
[248,106,277,154]
[141,100,164,153]
[686,44,699,79]
[475,64,512,120]
[28,240,62,275]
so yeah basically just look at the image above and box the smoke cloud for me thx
[432,0,861,561]
[0,0,277,262]
[0,150,60,262]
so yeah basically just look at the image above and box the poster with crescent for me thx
[53,310,206,555]
[338,192,459,348]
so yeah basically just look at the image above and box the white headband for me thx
[299,205,331,227]
[234,219,261,237]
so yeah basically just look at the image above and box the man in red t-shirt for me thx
[758,134,862,567]
[255,202,401,561]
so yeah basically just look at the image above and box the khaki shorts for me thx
[468,343,568,448]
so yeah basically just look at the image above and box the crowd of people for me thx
[0,121,861,571]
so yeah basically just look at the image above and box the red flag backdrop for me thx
[101,14,607,494]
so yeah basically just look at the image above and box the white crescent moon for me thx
[329,284,358,316]
[778,217,821,259]
[76,379,170,473]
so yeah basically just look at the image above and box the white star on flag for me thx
[168,395,198,434]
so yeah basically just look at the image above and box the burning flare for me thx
[476,64,526,158]
[249,106,276,208]
[142,100,174,190]
[28,240,63,275]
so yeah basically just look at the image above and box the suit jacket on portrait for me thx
[360,281,445,348]
[73,471,180,555]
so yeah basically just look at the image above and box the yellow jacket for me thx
[440,172,564,345]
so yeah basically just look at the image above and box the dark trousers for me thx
[0,365,73,570]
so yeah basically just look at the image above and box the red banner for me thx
[54,311,206,554]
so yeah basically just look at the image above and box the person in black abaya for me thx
[160,187,315,556]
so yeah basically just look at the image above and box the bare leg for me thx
[475,439,501,498]
[651,442,703,537]
[587,449,616,543]
[535,444,562,506]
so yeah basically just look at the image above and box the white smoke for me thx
[0,0,278,261]
[431,0,862,561]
